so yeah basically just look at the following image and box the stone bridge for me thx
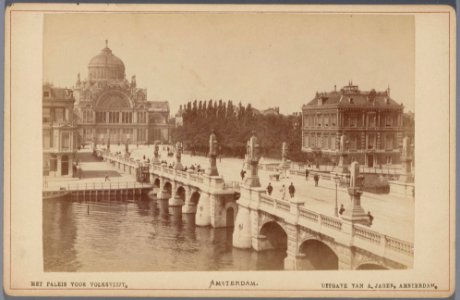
[149,164,240,227]
[233,183,413,270]
[102,134,414,271]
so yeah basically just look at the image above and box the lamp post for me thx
[334,175,340,217]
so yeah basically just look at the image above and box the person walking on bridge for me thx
[314,174,319,187]
[288,182,296,198]
[266,182,273,196]
[240,169,246,181]
[280,184,286,200]
[305,168,309,181]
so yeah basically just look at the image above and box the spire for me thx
[105,39,108,48]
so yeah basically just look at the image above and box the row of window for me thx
[92,111,148,124]
[43,107,69,123]
[304,114,337,127]
[89,67,124,80]
[43,130,71,150]
[303,134,395,150]
[303,112,400,128]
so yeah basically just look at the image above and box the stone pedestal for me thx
[336,152,349,174]
[244,162,261,188]
[207,155,219,176]
[174,162,183,171]
[399,159,414,183]
[341,187,370,226]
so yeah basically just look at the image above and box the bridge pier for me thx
[233,205,252,248]
[169,195,184,207]
[196,192,211,226]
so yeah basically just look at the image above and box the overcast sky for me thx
[44,13,414,115]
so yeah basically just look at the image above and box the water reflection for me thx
[43,197,288,272]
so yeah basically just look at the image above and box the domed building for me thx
[72,41,170,145]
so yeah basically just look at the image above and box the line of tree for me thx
[171,99,315,162]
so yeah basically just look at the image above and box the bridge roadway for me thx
[109,144,413,242]
[103,145,414,270]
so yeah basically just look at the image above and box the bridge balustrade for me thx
[353,224,414,258]
[353,224,382,244]
[275,199,290,212]
[258,191,413,266]
[66,181,150,191]
[319,214,342,231]
[298,207,319,223]
[260,194,275,206]
[384,235,414,255]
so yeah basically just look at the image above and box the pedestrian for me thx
[104,173,110,182]
[368,211,374,225]
[305,168,309,180]
[339,204,345,215]
[267,182,273,195]
[240,169,246,180]
[280,185,286,200]
[288,182,295,198]
[314,174,319,187]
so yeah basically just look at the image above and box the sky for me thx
[44,13,414,115]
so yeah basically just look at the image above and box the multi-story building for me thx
[301,82,404,167]
[72,41,170,145]
[43,84,78,177]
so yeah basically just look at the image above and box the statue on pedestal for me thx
[92,133,96,152]
[153,142,160,163]
[337,134,348,173]
[207,132,219,176]
[106,137,111,152]
[244,132,261,188]
[174,142,183,170]
[342,161,370,226]
[278,142,290,178]
[399,136,414,183]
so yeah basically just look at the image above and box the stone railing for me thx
[260,194,275,206]
[385,235,414,255]
[353,224,414,256]
[353,225,382,244]
[299,207,319,223]
[258,191,413,263]
[223,181,240,190]
[66,181,150,191]
[320,214,342,231]
[103,152,138,168]
[275,199,290,211]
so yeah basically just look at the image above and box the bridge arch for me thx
[224,202,237,227]
[190,190,201,206]
[259,220,288,251]
[355,262,389,270]
[297,238,339,270]
[153,178,161,188]
[175,185,186,201]
[162,181,172,196]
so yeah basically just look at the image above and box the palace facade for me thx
[72,42,170,145]
[43,84,78,177]
[301,82,404,167]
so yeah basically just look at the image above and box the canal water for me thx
[43,197,291,272]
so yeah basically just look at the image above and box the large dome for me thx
[88,42,125,81]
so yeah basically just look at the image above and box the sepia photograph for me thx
[4,3,455,297]
[42,12,415,273]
